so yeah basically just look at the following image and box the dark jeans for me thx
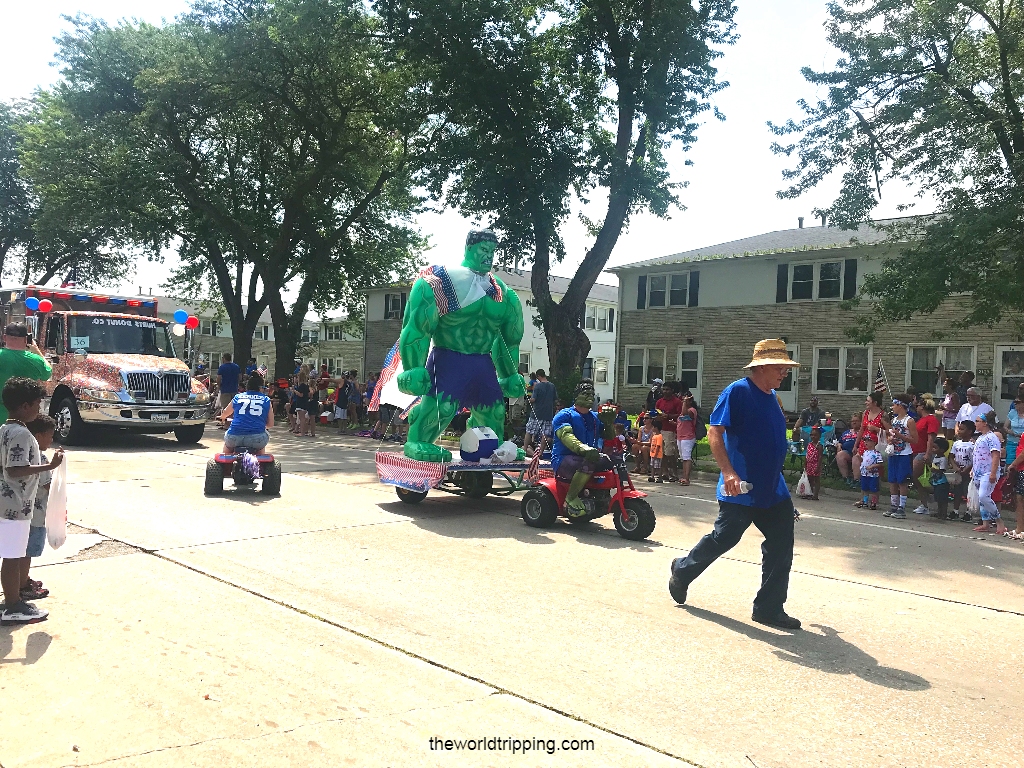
[671,498,795,615]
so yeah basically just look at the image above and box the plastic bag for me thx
[967,479,980,516]
[796,471,812,497]
[46,460,67,550]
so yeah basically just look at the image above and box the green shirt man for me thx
[0,324,52,422]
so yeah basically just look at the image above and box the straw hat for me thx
[744,339,800,369]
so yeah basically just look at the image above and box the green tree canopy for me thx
[380,0,736,381]
[772,0,1024,341]
[22,0,427,372]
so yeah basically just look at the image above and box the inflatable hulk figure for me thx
[396,229,526,462]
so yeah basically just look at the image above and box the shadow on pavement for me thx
[0,630,52,665]
[683,606,931,691]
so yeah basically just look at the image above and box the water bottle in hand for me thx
[738,481,753,494]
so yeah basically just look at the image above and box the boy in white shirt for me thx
[20,415,57,601]
[950,421,976,522]
[0,379,63,625]
[858,434,883,510]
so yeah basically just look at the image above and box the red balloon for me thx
[38,299,53,313]
[185,315,200,330]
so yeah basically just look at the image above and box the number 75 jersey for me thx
[229,392,271,434]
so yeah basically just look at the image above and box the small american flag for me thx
[873,360,888,394]
[257,364,268,378]
[526,442,541,484]
[369,341,402,412]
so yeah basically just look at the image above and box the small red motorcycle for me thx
[520,457,656,541]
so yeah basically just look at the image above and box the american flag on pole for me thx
[257,364,268,378]
[873,360,889,394]
[526,442,541,484]
[369,341,402,412]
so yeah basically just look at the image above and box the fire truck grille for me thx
[124,372,190,402]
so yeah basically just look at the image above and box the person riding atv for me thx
[216,373,274,456]
[551,379,612,516]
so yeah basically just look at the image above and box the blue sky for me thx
[1,1,923,295]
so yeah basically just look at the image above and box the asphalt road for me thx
[2,425,1021,767]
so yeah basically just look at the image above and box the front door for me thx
[993,345,1024,418]
[677,346,704,407]
[776,344,800,413]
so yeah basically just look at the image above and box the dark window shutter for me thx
[688,271,700,307]
[400,292,408,318]
[776,264,789,303]
[843,259,858,300]
[608,308,615,333]
[636,275,647,309]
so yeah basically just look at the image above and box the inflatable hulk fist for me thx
[499,373,526,399]
[397,367,431,397]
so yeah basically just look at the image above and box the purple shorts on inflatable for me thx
[427,347,504,409]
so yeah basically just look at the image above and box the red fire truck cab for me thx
[0,288,211,444]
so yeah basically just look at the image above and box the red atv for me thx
[520,457,656,540]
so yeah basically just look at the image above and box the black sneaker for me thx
[752,610,801,630]
[961,511,973,522]
[1,601,47,625]
[890,507,907,519]
[668,569,689,605]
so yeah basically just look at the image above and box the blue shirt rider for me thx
[551,379,610,516]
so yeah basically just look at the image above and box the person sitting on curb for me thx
[550,379,608,517]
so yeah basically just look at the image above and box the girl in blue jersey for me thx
[217,374,274,454]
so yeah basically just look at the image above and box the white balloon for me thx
[171,323,186,337]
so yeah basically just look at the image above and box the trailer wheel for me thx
[396,487,428,504]
[53,397,88,445]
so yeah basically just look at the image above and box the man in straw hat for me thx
[669,339,803,630]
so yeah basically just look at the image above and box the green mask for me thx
[462,241,496,274]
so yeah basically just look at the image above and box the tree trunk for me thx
[544,313,591,404]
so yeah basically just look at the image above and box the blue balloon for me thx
[25,297,39,311]
[173,309,189,324]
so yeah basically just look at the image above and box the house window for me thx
[253,325,269,341]
[300,328,319,344]
[648,276,666,308]
[643,273,688,309]
[907,345,975,394]
[585,306,611,331]
[385,293,406,320]
[670,274,688,306]
[814,346,871,393]
[790,261,845,301]
[199,319,217,336]
[519,353,530,370]
[324,357,343,375]
[594,358,609,384]
[585,306,597,329]
[325,324,344,341]
[582,358,593,380]
[625,347,665,386]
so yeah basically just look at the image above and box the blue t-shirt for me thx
[710,378,790,508]
[550,406,603,472]
[245,364,258,375]
[227,392,271,436]
[218,362,241,394]
[1007,408,1024,457]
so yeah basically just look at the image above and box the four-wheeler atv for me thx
[205,449,281,495]
[520,457,656,541]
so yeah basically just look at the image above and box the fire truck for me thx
[0,287,211,444]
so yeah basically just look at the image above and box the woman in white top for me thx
[972,413,1007,534]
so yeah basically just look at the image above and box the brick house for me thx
[609,220,1024,420]
[155,297,363,376]
[361,268,620,401]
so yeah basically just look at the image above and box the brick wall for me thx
[617,299,1021,416]
[364,319,404,373]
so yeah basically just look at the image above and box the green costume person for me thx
[397,229,526,462]
[551,379,612,516]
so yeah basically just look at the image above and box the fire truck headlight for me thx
[81,388,122,403]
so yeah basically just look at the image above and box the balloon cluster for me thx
[24,297,53,313]
[172,309,199,337]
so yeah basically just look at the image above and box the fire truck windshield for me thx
[68,316,175,357]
